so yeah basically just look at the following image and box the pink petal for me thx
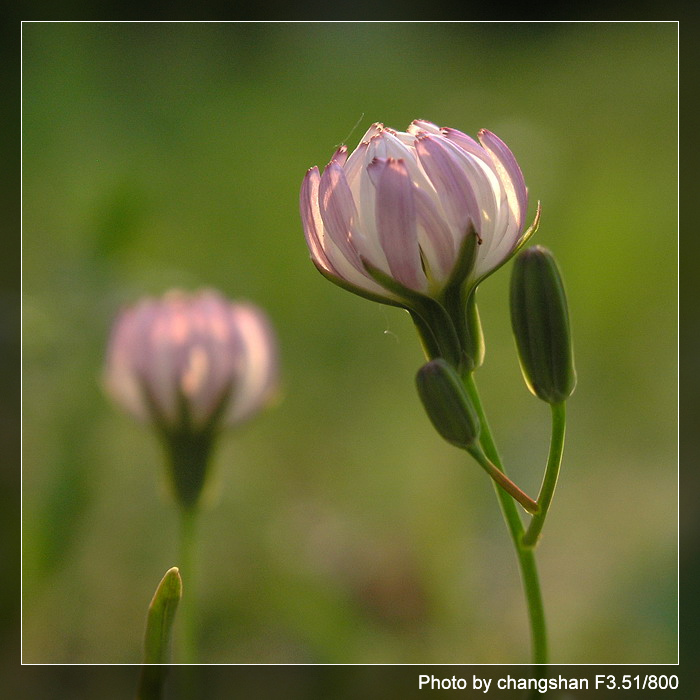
[413,187,456,282]
[185,292,240,426]
[343,140,368,187]
[304,165,380,290]
[478,129,528,230]
[441,128,491,163]
[366,156,388,188]
[329,145,348,167]
[104,304,151,421]
[360,122,384,143]
[300,167,335,274]
[372,158,425,291]
[318,161,364,272]
[227,303,279,424]
[415,134,481,233]
[408,119,441,135]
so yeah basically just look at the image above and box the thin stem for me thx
[463,373,548,666]
[523,402,566,548]
[467,445,539,514]
[178,506,198,664]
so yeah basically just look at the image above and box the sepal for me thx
[362,257,463,368]
[440,226,485,372]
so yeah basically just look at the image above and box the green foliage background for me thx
[23,22,677,664]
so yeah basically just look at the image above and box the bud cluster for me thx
[301,119,576,520]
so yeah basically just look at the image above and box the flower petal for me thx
[415,133,481,234]
[307,163,387,293]
[378,129,434,190]
[478,129,528,230]
[300,167,336,275]
[371,158,426,292]
[441,127,489,161]
[413,187,456,284]
[360,122,384,143]
[343,139,368,189]
[430,135,506,265]
[408,119,441,135]
[185,292,241,427]
[318,161,364,271]
[104,303,152,421]
[329,145,348,167]
[227,304,279,424]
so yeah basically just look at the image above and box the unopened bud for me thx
[510,246,576,404]
[104,289,280,510]
[416,359,481,449]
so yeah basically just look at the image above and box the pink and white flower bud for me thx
[300,120,537,303]
[104,290,279,433]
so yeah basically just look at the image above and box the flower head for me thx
[104,289,279,435]
[300,120,539,306]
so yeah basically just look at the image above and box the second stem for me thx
[178,506,198,664]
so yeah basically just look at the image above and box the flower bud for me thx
[104,289,279,508]
[142,567,182,665]
[415,359,480,449]
[105,289,279,432]
[301,120,536,307]
[510,246,576,404]
[301,121,542,374]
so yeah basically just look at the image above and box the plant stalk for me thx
[467,445,539,514]
[464,373,548,665]
[522,402,566,548]
[178,506,198,665]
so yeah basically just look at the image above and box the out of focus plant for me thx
[105,290,279,662]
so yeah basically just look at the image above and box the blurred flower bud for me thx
[415,358,481,449]
[510,246,576,404]
[104,289,279,508]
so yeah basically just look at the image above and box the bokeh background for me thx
[22,22,677,665]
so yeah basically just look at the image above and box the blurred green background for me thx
[22,22,677,664]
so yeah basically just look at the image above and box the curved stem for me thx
[178,506,198,664]
[467,444,539,514]
[463,374,548,665]
[523,402,566,548]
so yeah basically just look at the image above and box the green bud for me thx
[139,567,182,698]
[415,359,481,449]
[142,567,182,665]
[510,246,576,404]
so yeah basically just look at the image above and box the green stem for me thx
[523,402,566,548]
[463,374,548,665]
[178,506,198,664]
